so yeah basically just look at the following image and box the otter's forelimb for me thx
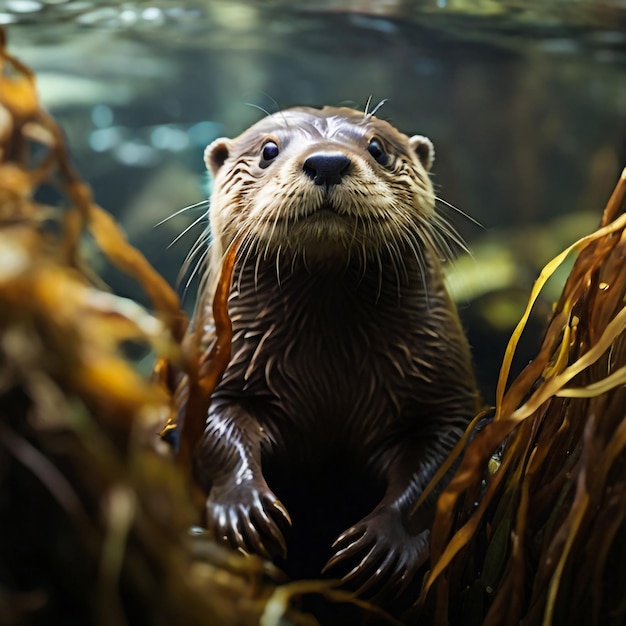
[324,421,466,600]
[194,402,291,558]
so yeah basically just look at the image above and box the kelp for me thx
[156,235,239,505]
[417,169,626,625]
[0,28,371,626]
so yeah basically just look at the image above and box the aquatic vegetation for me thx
[2,21,626,626]
[0,28,316,626]
[418,169,626,625]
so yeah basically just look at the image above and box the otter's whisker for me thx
[180,235,208,282]
[422,213,458,263]
[375,247,385,304]
[397,216,430,305]
[275,243,283,289]
[245,102,273,119]
[263,205,283,264]
[182,225,210,266]
[416,235,433,308]
[397,223,423,279]
[435,196,483,229]
[302,246,311,274]
[253,250,263,292]
[357,213,376,285]
[344,212,361,272]
[363,95,372,118]
[395,235,410,285]
[167,213,207,249]
[386,211,412,281]
[383,239,403,301]
[369,98,389,118]
[430,226,457,264]
[154,198,209,228]
[290,248,299,275]
[431,213,472,259]
[236,229,258,294]
[182,246,209,296]
[178,229,210,289]
[360,239,368,283]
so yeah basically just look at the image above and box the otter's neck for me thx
[227,254,438,331]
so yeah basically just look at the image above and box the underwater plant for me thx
[1,25,625,626]
[418,171,626,626]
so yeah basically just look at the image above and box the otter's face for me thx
[205,106,437,267]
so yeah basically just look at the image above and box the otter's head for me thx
[205,106,438,271]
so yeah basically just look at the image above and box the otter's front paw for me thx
[323,508,429,602]
[206,480,291,560]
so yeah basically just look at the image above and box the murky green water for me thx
[4,0,626,398]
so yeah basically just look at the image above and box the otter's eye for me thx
[260,141,280,166]
[367,138,388,165]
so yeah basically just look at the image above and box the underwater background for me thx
[4,0,625,400]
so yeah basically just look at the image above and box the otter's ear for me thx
[204,138,232,177]
[409,135,435,172]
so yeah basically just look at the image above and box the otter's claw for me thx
[323,510,429,604]
[206,481,291,560]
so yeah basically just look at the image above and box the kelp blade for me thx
[421,169,626,626]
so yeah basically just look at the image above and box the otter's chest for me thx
[218,275,426,444]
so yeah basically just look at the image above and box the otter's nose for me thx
[303,153,351,187]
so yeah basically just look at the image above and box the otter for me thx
[187,106,477,602]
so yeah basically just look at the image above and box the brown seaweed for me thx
[0,25,260,626]
[157,236,239,496]
[418,169,626,625]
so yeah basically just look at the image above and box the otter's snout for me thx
[303,153,350,188]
